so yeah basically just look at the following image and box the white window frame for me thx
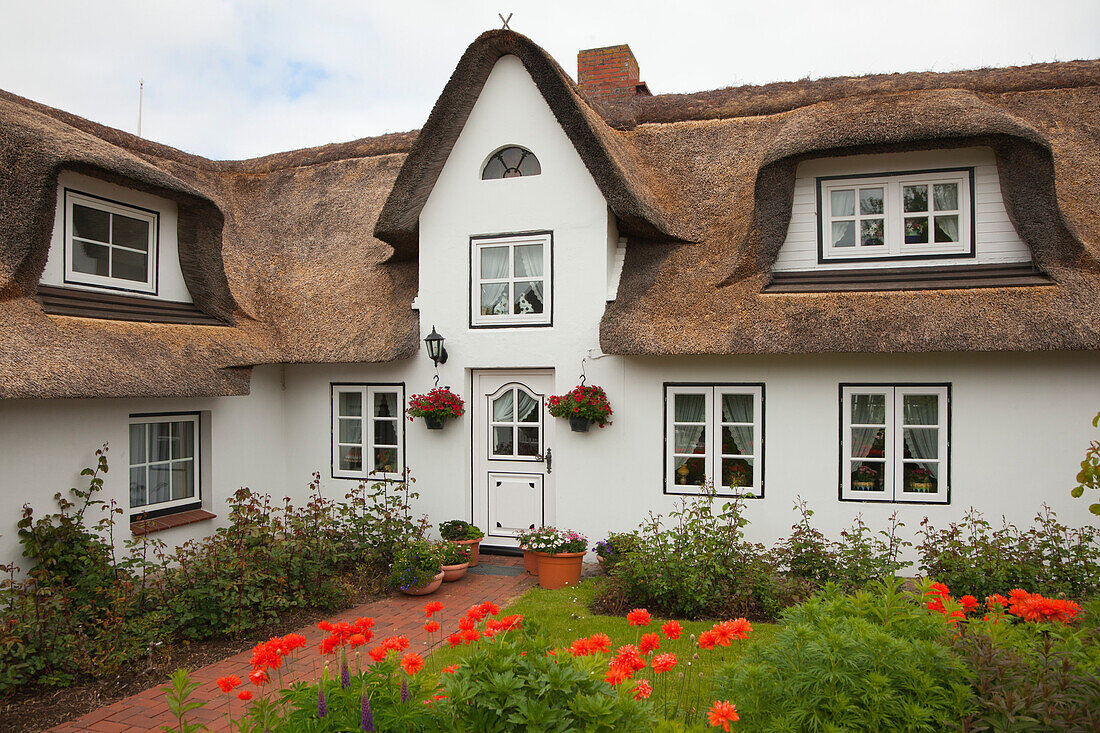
[664,384,764,498]
[332,384,405,481]
[470,232,552,327]
[128,413,200,514]
[64,189,159,294]
[840,385,949,503]
[820,169,972,262]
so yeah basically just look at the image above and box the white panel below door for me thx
[487,472,543,540]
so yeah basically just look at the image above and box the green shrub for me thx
[918,506,1100,601]
[438,519,483,541]
[715,579,975,732]
[389,540,445,591]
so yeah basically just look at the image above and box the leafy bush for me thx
[1072,411,1100,516]
[438,519,483,541]
[389,541,445,591]
[592,531,639,569]
[918,506,1100,601]
[714,579,976,732]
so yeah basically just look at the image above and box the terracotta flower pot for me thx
[521,547,539,576]
[536,551,585,589]
[453,538,481,567]
[441,562,469,582]
[400,570,444,596]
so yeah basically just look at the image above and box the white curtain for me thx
[673,393,706,473]
[850,395,882,460]
[903,397,939,480]
[480,247,509,315]
[721,394,754,457]
[512,245,544,314]
[934,215,959,243]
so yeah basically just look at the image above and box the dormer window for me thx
[482,146,541,179]
[64,190,158,294]
[819,168,972,262]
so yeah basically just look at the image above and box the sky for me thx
[2,1,1098,160]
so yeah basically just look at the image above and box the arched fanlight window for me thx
[482,146,541,179]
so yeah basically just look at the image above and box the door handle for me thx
[536,447,552,474]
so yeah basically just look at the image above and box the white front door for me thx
[472,369,555,548]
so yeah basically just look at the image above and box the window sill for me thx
[764,262,1051,293]
[130,509,216,536]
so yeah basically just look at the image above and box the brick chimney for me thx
[577,44,651,103]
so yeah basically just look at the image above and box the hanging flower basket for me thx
[548,384,612,432]
[407,387,465,430]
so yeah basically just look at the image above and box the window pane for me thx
[482,156,506,180]
[500,147,524,170]
[493,426,514,455]
[722,458,753,488]
[72,241,110,276]
[674,425,705,453]
[111,247,148,282]
[720,393,753,423]
[171,421,194,460]
[903,428,938,459]
[373,419,397,446]
[112,214,150,251]
[722,425,752,456]
[831,221,855,247]
[903,185,928,213]
[860,219,884,246]
[339,418,362,443]
[129,424,146,465]
[514,244,543,277]
[830,189,855,217]
[851,394,886,424]
[517,426,539,456]
[151,422,172,462]
[129,466,147,508]
[934,215,959,243]
[851,427,886,458]
[513,281,544,315]
[851,460,885,492]
[149,463,171,504]
[373,392,397,418]
[517,153,541,176]
[516,391,539,422]
[903,395,939,424]
[674,457,706,487]
[904,217,929,244]
[171,460,194,500]
[374,448,398,473]
[339,391,362,417]
[481,283,509,316]
[933,183,958,211]
[480,246,509,279]
[72,204,109,242]
[493,391,514,422]
[674,393,706,422]
[859,188,884,215]
[903,462,939,493]
[339,446,362,472]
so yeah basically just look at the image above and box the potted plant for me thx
[528,527,588,589]
[389,540,445,596]
[407,387,466,430]
[548,384,613,432]
[440,542,471,582]
[439,520,484,567]
[592,531,637,573]
[516,526,557,576]
[726,463,748,488]
[907,466,936,493]
[852,464,880,491]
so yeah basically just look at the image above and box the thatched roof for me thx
[2,29,1099,398]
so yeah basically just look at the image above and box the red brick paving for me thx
[49,557,533,733]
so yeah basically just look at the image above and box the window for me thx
[129,414,199,513]
[471,233,552,327]
[332,385,405,480]
[482,146,541,179]
[664,384,763,497]
[819,169,972,262]
[489,383,543,459]
[65,190,158,293]
[841,385,949,503]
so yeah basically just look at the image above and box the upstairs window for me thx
[65,190,158,294]
[471,232,552,327]
[819,168,972,262]
[482,146,541,179]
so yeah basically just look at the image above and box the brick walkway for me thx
[49,557,534,733]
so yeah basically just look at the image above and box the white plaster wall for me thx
[40,170,194,302]
[773,147,1032,272]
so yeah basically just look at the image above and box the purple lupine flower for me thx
[401,678,409,703]
[318,685,328,718]
[341,660,350,688]
[361,693,374,732]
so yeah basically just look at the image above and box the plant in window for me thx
[852,464,879,489]
[406,387,465,430]
[907,466,935,492]
[726,464,748,488]
[548,384,613,432]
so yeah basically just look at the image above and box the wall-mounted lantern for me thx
[424,325,448,366]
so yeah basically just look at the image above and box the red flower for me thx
[424,601,444,617]
[713,618,752,644]
[987,593,1009,610]
[959,595,979,613]
[631,680,653,700]
[382,635,410,652]
[462,628,481,643]
[661,620,682,640]
[569,637,594,657]
[248,669,267,686]
[652,653,677,673]
[627,608,652,627]
[282,633,307,651]
[424,621,440,633]
[639,633,661,654]
[458,616,475,631]
[479,601,501,616]
[707,700,740,730]
[349,633,367,648]
[698,630,718,650]
[353,617,375,632]
[466,606,486,622]
[447,633,462,648]
[442,664,459,674]
[587,632,611,653]
[238,690,253,702]
[368,646,387,663]
[604,663,632,685]
[401,653,425,675]
[217,675,241,693]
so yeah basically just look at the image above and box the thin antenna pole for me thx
[137,79,144,137]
